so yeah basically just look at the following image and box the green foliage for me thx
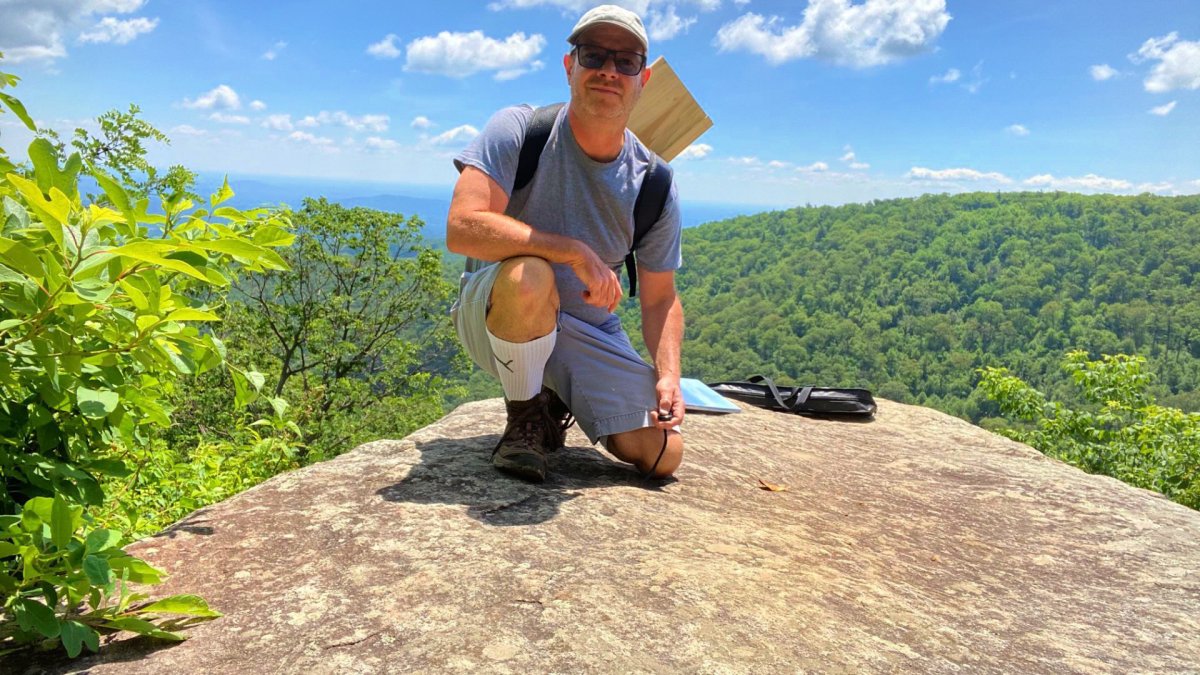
[95,434,300,538]
[633,192,1200,422]
[40,104,200,204]
[0,496,220,658]
[0,61,290,656]
[0,147,290,512]
[979,351,1200,509]
[196,197,467,461]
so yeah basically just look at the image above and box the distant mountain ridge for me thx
[196,173,766,240]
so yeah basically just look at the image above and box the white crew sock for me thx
[487,328,556,401]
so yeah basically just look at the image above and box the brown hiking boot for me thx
[544,386,575,451]
[492,393,556,482]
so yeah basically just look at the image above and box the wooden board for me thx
[628,56,713,163]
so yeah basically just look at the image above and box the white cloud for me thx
[496,63,545,81]
[263,40,287,60]
[0,0,152,62]
[1024,173,1133,192]
[169,124,206,137]
[405,30,546,80]
[1006,124,1030,136]
[648,5,698,41]
[365,137,400,151]
[798,161,829,173]
[962,61,987,94]
[714,0,951,68]
[209,112,250,125]
[840,146,870,170]
[1130,32,1200,93]
[676,143,713,160]
[288,130,335,146]
[294,111,389,132]
[929,68,960,85]
[1135,181,1174,194]
[182,84,241,110]
[249,100,267,111]
[261,114,294,131]
[411,116,434,130]
[429,124,480,145]
[908,166,1012,183]
[729,156,761,166]
[367,34,402,59]
[1149,100,1177,116]
[1090,63,1117,81]
[90,2,147,13]
[78,16,158,44]
[767,160,790,169]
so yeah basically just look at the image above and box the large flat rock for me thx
[24,398,1200,673]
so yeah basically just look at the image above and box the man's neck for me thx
[567,107,627,163]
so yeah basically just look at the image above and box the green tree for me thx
[978,351,1200,509]
[40,104,199,204]
[216,197,466,460]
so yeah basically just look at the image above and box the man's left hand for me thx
[653,376,685,429]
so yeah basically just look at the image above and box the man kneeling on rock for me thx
[446,4,685,482]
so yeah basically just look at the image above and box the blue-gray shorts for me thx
[450,262,658,444]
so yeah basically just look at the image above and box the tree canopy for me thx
[611,191,1200,422]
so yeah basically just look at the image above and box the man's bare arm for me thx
[446,166,621,311]
[638,267,685,427]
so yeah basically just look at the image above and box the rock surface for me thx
[22,398,1200,674]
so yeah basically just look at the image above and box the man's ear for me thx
[563,52,574,79]
[641,65,652,87]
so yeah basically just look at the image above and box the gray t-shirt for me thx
[454,104,682,328]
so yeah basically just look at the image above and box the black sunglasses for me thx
[572,44,646,76]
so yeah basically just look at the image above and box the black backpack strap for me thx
[624,153,673,297]
[513,103,564,193]
[466,103,562,275]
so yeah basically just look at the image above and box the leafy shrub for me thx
[0,496,219,657]
[978,350,1200,509]
[0,59,291,657]
[96,434,300,539]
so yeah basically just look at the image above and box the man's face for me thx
[564,24,650,121]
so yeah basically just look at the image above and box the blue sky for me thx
[1,0,1198,208]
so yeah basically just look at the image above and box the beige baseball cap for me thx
[567,4,649,53]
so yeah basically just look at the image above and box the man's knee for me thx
[491,256,557,310]
[610,428,684,478]
[650,432,684,478]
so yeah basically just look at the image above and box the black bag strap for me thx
[747,374,810,411]
[513,103,564,193]
[625,154,673,297]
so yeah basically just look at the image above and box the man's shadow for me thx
[376,433,673,527]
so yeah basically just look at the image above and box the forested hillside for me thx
[612,191,1200,422]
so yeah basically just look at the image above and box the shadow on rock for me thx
[152,516,216,539]
[10,634,178,675]
[377,434,673,527]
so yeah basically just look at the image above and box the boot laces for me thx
[493,396,557,457]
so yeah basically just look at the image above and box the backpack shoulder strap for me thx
[513,103,565,193]
[466,103,562,275]
[625,153,674,297]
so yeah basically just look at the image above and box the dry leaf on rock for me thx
[757,479,788,492]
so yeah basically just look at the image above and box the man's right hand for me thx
[570,242,622,313]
